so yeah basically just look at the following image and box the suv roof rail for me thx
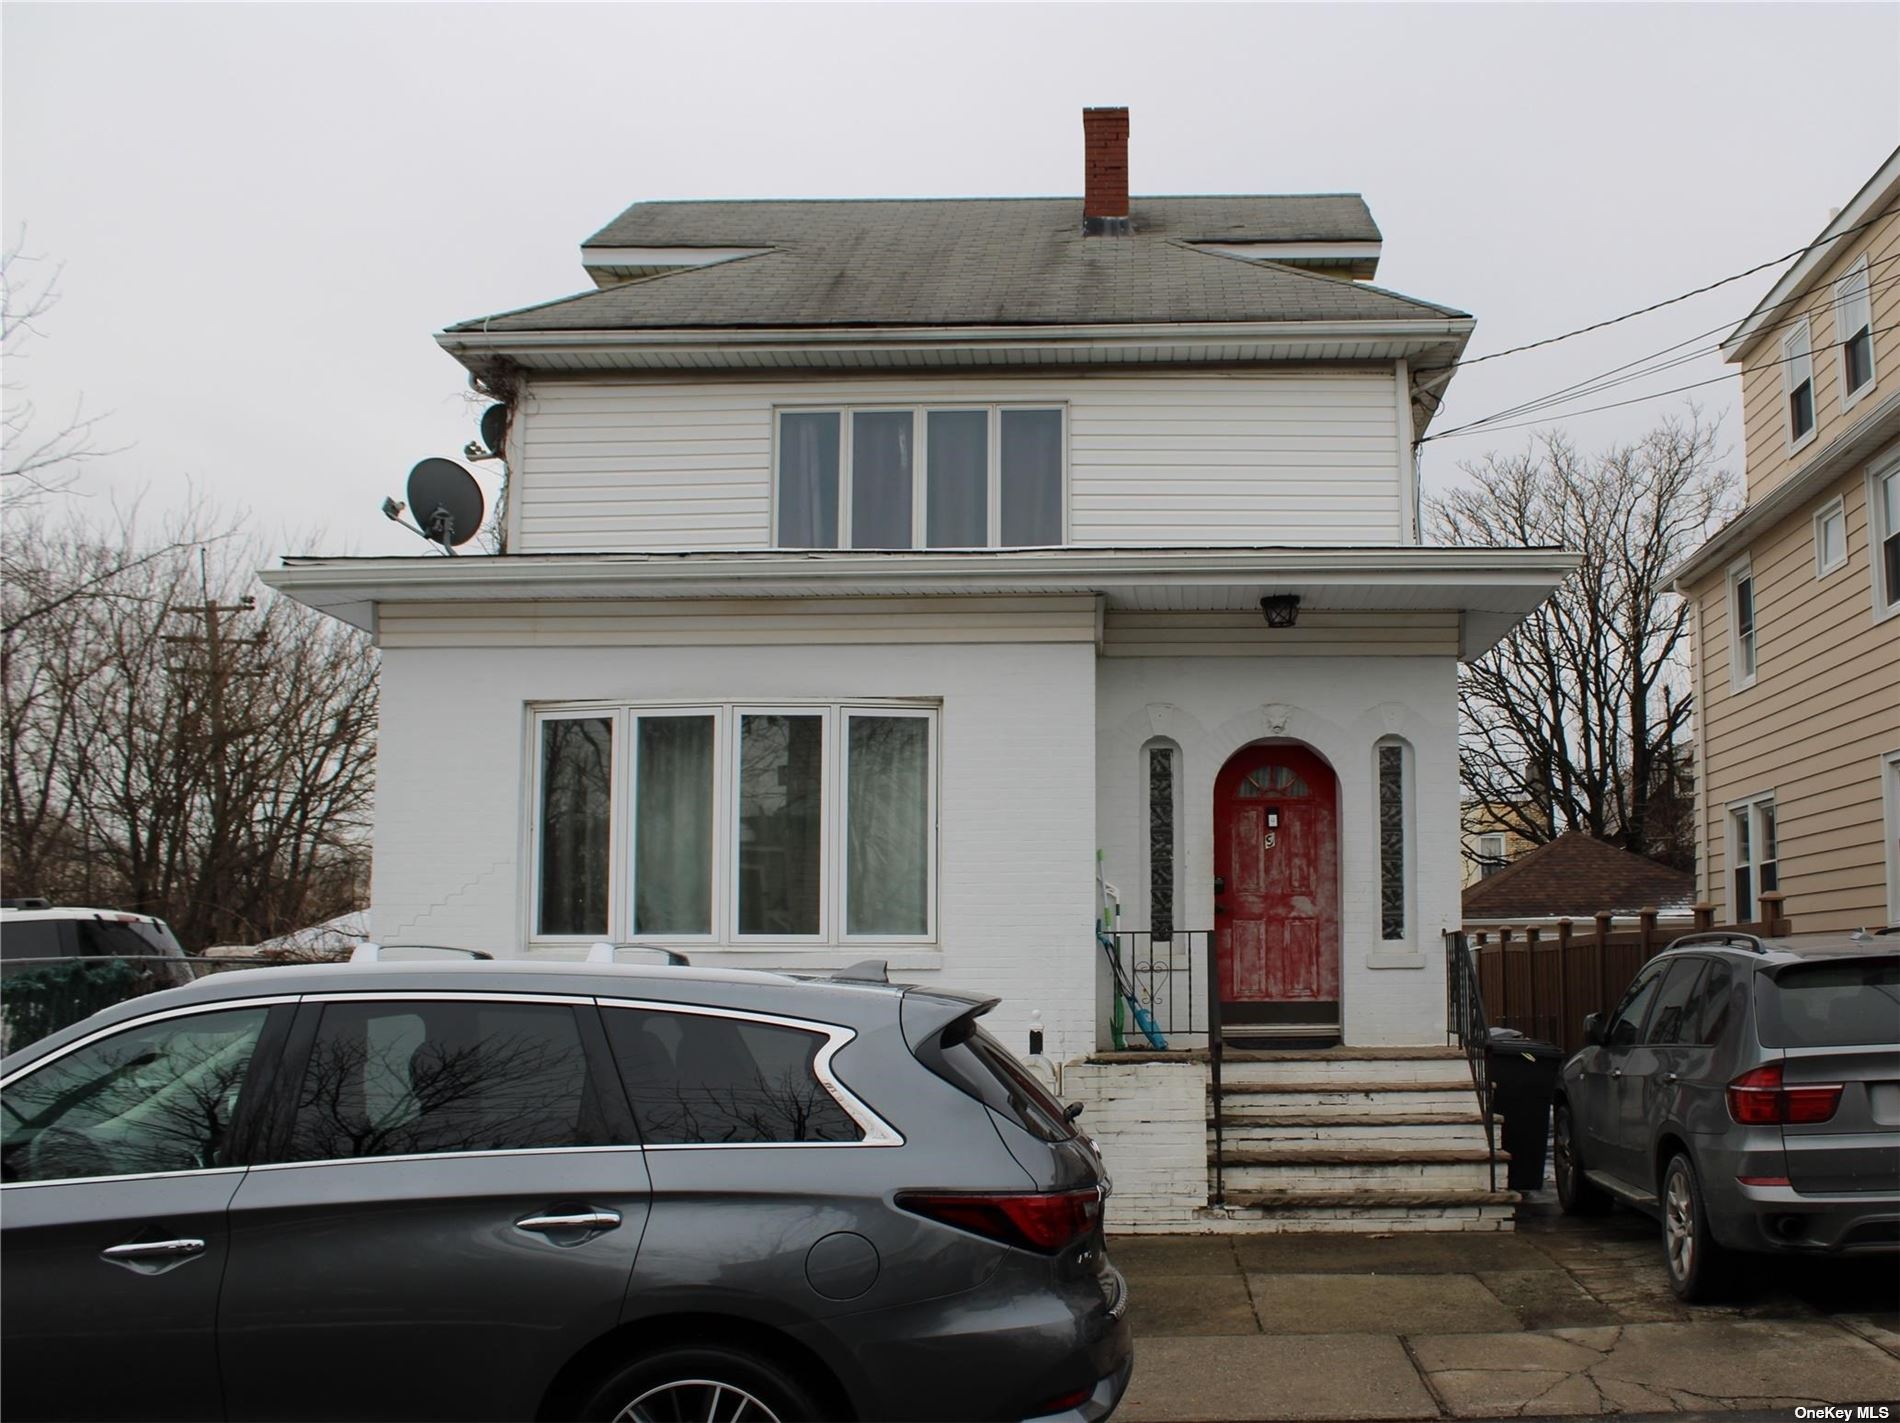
[1,897,53,910]
[1665,931,1771,954]
[349,943,496,963]
[585,941,691,967]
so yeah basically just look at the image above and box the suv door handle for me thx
[1664,1072,1680,1084]
[1610,1068,1623,1078]
[515,1209,621,1235]
[102,1238,205,1261]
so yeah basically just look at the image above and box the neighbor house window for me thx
[531,702,937,945]
[1730,795,1777,922]
[1783,319,1815,447]
[1875,463,1900,618]
[1476,832,1508,879]
[775,406,1065,549]
[1835,258,1876,405]
[1728,559,1757,689]
[1814,497,1847,577]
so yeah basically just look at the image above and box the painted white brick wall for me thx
[1064,1058,1209,1230]
[1095,655,1461,1048]
[372,637,1100,1060]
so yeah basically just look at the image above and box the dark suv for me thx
[1552,932,1899,1300]
[0,958,1132,1422]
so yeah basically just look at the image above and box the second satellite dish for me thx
[406,458,484,551]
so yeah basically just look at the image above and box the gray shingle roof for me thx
[448,197,1467,334]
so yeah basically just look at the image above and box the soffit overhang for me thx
[263,545,1576,660]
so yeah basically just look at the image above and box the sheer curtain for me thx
[634,716,714,935]
[851,411,913,548]
[847,715,930,936]
[927,410,988,546]
[779,413,840,547]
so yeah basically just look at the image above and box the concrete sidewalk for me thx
[1109,1204,1900,1420]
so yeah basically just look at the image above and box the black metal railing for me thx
[1103,931,1211,1044]
[1444,930,1499,1192]
[1206,935,1225,1206]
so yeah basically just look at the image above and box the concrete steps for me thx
[1205,1046,1512,1232]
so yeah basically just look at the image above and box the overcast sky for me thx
[4,2,1897,558]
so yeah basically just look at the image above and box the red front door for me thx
[1214,743,1340,1016]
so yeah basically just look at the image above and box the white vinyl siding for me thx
[512,372,1405,552]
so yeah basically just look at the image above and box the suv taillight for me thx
[1727,1062,1843,1125]
[896,1187,1101,1253]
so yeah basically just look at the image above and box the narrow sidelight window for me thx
[538,716,613,936]
[846,714,931,937]
[1148,743,1177,943]
[851,411,914,549]
[1730,566,1757,685]
[926,410,989,546]
[634,715,715,935]
[1000,408,1064,545]
[1814,499,1846,577]
[1378,743,1405,940]
[738,713,824,936]
[778,412,840,548]
[1835,259,1875,401]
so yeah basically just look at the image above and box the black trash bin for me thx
[1485,1028,1566,1190]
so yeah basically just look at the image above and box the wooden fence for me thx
[1464,893,1789,1056]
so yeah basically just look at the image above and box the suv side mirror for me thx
[1582,1012,1605,1047]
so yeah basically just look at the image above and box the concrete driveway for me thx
[1110,1201,1900,1420]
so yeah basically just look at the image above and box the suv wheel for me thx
[1661,1152,1729,1302]
[580,1345,823,1423]
[1553,1100,1608,1215]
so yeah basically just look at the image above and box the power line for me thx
[1444,211,1886,373]
[1430,260,1900,441]
[1423,319,1899,442]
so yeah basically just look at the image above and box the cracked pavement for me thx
[1111,1202,1900,1420]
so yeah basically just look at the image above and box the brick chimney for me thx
[1082,107,1130,236]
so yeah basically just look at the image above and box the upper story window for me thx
[533,702,937,947]
[1814,497,1847,577]
[1783,319,1816,449]
[1727,558,1757,690]
[1476,832,1508,879]
[1874,461,1900,620]
[777,406,1064,550]
[1835,258,1876,406]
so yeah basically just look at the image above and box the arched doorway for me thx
[1213,742,1341,1034]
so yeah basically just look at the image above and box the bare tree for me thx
[1,232,119,498]
[1,501,377,949]
[1429,409,1738,869]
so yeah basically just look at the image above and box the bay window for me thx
[531,702,937,946]
[775,405,1065,549]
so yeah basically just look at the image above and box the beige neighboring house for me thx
[1676,147,1900,933]
[1459,801,1536,887]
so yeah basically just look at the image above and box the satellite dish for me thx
[480,403,508,456]
[406,458,484,551]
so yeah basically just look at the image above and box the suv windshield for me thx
[1757,956,1900,1047]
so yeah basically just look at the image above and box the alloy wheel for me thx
[1664,1167,1694,1282]
[615,1379,781,1423]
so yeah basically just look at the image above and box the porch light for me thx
[1260,595,1301,628]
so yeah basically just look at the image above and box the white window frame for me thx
[1834,256,1876,410]
[1883,749,1900,925]
[1813,496,1847,578]
[1871,454,1900,623]
[1726,556,1758,691]
[771,403,1069,550]
[1727,792,1777,923]
[528,699,939,951]
[1782,318,1817,454]
[1476,832,1507,878]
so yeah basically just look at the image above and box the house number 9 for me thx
[1263,831,1277,850]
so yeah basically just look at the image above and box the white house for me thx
[269,109,1574,1230]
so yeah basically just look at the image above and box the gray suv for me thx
[1552,932,1899,1300]
[0,958,1132,1422]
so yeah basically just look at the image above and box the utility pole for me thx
[161,549,264,944]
